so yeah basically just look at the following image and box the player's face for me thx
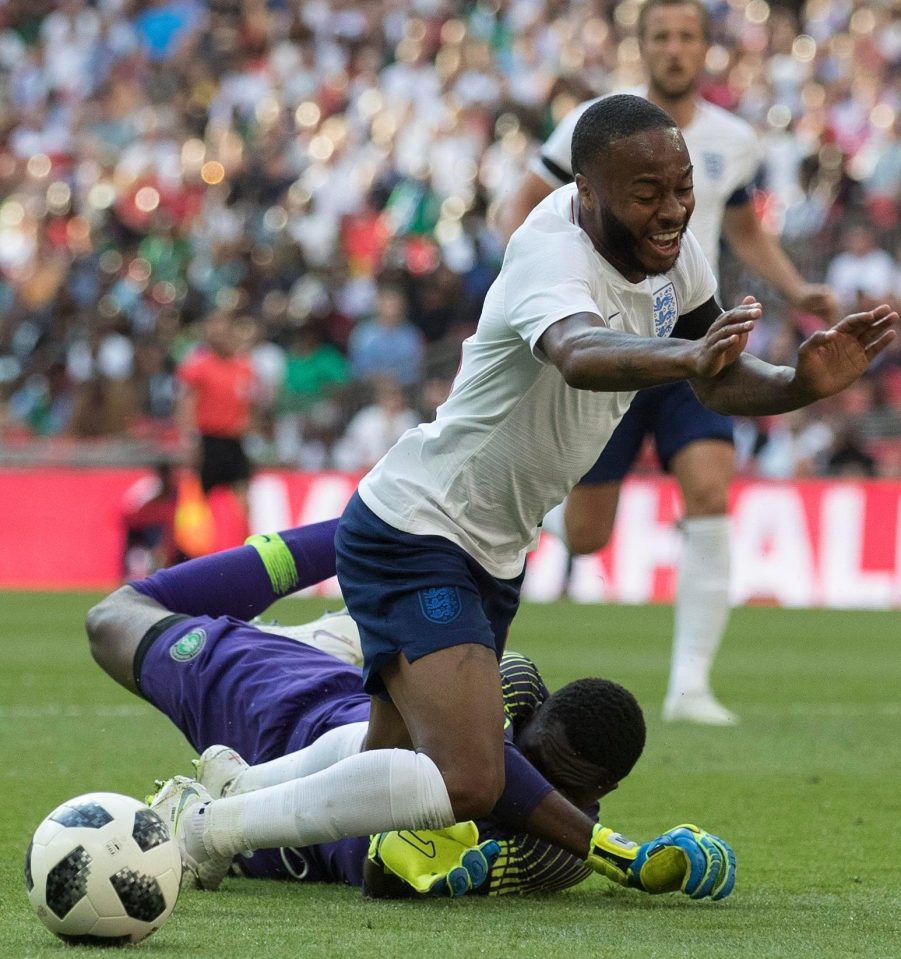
[518,718,618,809]
[576,128,695,281]
[640,4,708,100]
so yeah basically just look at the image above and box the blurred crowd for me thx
[0,0,899,479]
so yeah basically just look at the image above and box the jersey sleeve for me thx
[527,102,587,187]
[486,834,592,896]
[725,123,763,207]
[528,98,605,188]
[503,225,603,357]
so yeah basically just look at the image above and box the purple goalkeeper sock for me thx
[130,519,339,619]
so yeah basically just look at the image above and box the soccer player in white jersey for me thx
[142,95,895,886]
[497,0,839,726]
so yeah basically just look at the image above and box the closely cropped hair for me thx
[542,677,646,782]
[638,0,712,43]
[571,94,678,177]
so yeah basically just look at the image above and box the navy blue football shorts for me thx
[580,381,734,485]
[335,492,524,697]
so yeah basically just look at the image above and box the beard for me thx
[599,206,687,278]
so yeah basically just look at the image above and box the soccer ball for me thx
[25,792,182,945]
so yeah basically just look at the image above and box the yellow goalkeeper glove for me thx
[368,822,501,898]
[586,823,736,900]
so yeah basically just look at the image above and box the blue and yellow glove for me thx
[586,823,735,900]
[368,822,501,898]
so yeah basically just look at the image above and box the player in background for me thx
[496,0,838,726]
[89,96,894,891]
[86,519,736,900]
[176,310,258,547]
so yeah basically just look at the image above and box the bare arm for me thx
[538,304,758,391]
[692,304,898,415]
[722,202,838,323]
[494,171,555,245]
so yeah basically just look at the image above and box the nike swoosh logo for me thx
[173,787,201,830]
[398,831,437,859]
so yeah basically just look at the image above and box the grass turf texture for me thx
[1,592,899,959]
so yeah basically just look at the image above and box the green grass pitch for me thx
[1,591,899,958]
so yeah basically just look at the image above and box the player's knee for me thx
[567,521,612,555]
[443,766,505,821]
[683,484,729,517]
[565,493,616,554]
[84,588,127,674]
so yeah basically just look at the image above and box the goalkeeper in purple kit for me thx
[87,518,734,900]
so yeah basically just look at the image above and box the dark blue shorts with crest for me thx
[335,492,524,696]
[580,380,734,484]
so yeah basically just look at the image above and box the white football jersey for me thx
[358,184,716,579]
[530,89,761,278]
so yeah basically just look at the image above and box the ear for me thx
[575,172,595,211]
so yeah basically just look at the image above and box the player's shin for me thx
[191,749,455,861]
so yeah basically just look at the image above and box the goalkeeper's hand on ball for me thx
[367,822,501,898]
[586,823,735,900]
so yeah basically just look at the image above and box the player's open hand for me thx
[694,298,759,379]
[794,304,898,401]
[366,822,501,898]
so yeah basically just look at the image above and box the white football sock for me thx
[542,501,570,549]
[186,749,454,861]
[667,515,732,701]
[235,723,369,793]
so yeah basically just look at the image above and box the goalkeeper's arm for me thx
[517,789,736,900]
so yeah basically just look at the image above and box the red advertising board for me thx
[1,468,899,608]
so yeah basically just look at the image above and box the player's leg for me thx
[562,482,621,554]
[369,643,508,820]
[120,518,339,620]
[654,383,737,725]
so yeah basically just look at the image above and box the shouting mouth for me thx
[647,230,682,258]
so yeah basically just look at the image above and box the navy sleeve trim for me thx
[540,155,574,186]
[725,184,752,207]
[671,296,722,341]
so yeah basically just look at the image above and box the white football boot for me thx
[662,692,739,726]
[148,776,232,890]
[193,745,250,799]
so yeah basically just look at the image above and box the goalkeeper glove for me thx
[368,822,501,898]
[586,823,735,900]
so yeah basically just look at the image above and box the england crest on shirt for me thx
[653,284,678,337]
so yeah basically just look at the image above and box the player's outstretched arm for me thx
[691,303,898,416]
[514,788,735,900]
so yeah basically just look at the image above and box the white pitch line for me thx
[0,704,150,719]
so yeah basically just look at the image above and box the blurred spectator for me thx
[121,460,183,579]
[274,324,350,466]
[332,376,418,472]
[755,409,835,479]
[346,280,424,387]
[825,225,899,314]
[825,426,878,478]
